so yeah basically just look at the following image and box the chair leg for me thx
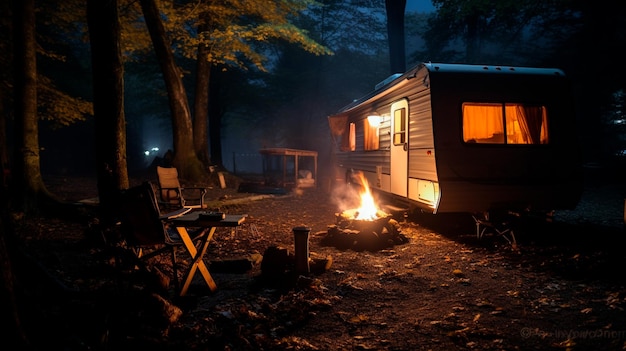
[472,215,489,239]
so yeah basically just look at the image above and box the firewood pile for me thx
[320,213,409,251]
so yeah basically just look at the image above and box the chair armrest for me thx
[180,187,208,200]
[181,187,208,193]
[180,187,209,208]
[159,207,192,220]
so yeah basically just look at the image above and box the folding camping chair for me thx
[156,166,209,210]
[472,211,517,248]
[117,181,207,293]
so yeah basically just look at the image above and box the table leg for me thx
[176,226,217,296]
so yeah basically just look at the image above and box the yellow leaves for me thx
[349,314,369,324]
[120,0,331,69]
[605,291,621,309]
[553,338,576,348]
[38,77,91,127]
[580,307,593,314]
[119,0,153,57]
[507,290,520,297]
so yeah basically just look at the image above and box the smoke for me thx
[330,182,362,212]
[329,170,371,212]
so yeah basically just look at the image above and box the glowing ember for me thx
[350,172,387,221]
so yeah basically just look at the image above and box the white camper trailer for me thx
[327,62,583,217]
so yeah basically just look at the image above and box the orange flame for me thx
[353,173,383,220]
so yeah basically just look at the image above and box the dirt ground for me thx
[12,172,626,351]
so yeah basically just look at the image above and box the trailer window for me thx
[363,119,380,150]
[393,107,406,145]
[462,103,548,144]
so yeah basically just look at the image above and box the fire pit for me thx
[336,209,392,233]
[321,172,409,251]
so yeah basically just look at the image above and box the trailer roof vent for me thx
[375,73,403,90]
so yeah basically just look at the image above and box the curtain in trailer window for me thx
[363,119,380,150]
[329,115,348,136]
[329,115,352,151]
[511,105,548,144]
[340,122,356,151]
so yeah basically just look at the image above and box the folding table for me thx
[169,212,247,296]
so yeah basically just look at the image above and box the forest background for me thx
[1,1,626,347]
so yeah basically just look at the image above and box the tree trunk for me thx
[193,18,212,168]
[140,0,205,181]
[0,0,8,190]
[87,0,128,218]
[4,1,34,347]
[0,212,29,349]
[12,0,51,213]
[0,97,8,189]
[209,66,223,167]
[385,0,407,74]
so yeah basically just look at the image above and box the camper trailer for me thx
[327,62,583,217]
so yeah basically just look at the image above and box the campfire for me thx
[321,172,408,251]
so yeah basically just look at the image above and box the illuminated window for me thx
[393,108,406,145]
[463,103,548,144]
[363,119,380,150]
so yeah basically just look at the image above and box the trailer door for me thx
[390,99,409,197]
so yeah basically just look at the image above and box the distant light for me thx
[144,146,160,157]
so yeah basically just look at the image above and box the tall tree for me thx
[193,9,211,167]
[385,0,407,74]
[139,0,201,179]
[12,0,50,213]
[0,0,93,211]
[0,209,28,348]
[208,66,224,166]
[4,0,39,344]
[87,0,128,214]
[0,0,28,323]
[0,0,11,189]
